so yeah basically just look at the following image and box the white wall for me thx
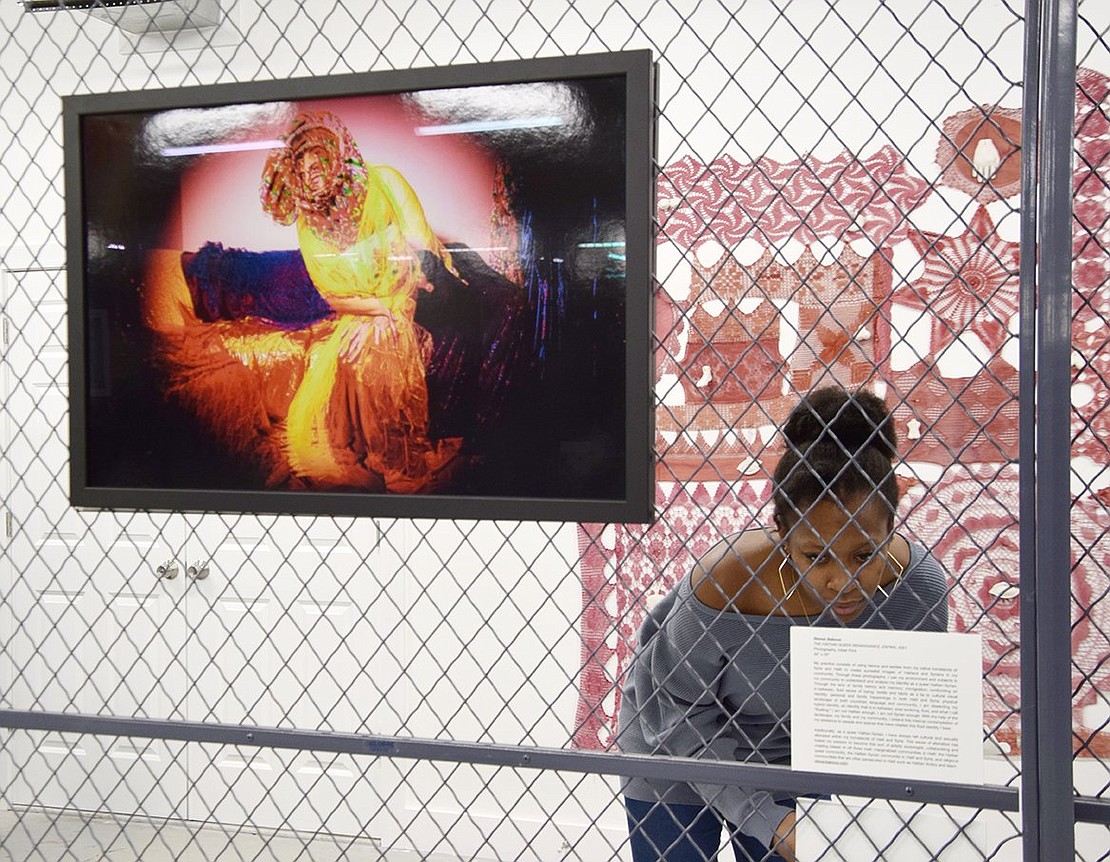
[1,1,1108,860]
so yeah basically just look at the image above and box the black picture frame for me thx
[65,50,655,523]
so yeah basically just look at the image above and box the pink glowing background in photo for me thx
[162,94,498,254]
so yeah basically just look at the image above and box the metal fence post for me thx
[1018,2,1043,858]
[1028,1,1079,861]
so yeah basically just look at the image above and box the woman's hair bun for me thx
[781,386,897,461]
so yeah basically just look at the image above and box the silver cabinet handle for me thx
[156,561,179,580]
[187,562,210,580]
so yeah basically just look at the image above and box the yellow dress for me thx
[284,165,459,491]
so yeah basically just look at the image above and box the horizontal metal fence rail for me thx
[0,708,1021,812]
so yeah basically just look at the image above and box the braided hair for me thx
[771,386,899,532]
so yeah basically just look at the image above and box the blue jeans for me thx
[625,797,788,862]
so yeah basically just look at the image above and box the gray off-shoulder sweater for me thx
[617,537,949,850]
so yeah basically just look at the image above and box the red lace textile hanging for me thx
[573,70,1110,752]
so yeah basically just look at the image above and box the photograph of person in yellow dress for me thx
[257,111,462,492]
[81,73,635,513]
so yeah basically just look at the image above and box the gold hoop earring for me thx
[777,554,811,624]
[777,555,796,599]
[875,548,906,599]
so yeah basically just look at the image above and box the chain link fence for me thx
[0,0,1107,859]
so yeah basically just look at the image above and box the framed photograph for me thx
[65,50,655,523]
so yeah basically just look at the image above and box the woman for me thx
[260,111,461,491]
[618,386,949,862]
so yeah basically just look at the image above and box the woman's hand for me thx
[340,310,397,358]
[369,311,398,347]
[772,810,798,862]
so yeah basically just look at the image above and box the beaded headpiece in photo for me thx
[260,111,369,248]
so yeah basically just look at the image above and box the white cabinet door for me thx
[0,263,191,817]
[182,513,390,838]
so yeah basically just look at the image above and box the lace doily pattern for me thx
[573,68,1110,752]
[1072,493,1110,757]
[890,358,1020,465]
[905,468,1110,756]
[657,146,932,250]
[893,205,1020,355]
[936,105,1023,201]
[657,246,893,481]
[1072,68,1110,470]
[902,465,1022,746]
[789,246,894,392]
[1074,68,1110,300]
